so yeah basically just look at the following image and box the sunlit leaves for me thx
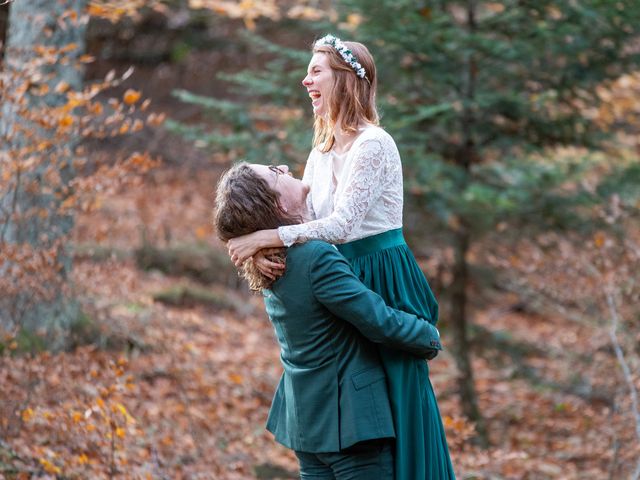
[39,458,62,475]
[190,0,276,30]
[21,408,35,422]
[123,88,141,105]
[59,114,74,127]
[87,0,163,23]
[188,0,331,29]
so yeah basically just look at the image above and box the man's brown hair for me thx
[214,162,301,290]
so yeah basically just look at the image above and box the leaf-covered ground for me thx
[1,166,637,479]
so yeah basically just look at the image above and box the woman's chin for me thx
[312,105,326,117]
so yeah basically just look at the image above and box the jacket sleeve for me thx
[308,243,441,359]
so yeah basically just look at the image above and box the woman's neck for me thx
[332,119,370,154]
[299,201,312,223]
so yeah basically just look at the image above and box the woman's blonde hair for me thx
[312,41,379,153]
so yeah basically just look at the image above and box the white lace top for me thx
[278,125,403,247]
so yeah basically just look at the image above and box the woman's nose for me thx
[302,74,311,86]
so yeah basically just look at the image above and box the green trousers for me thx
[295,439,394,480]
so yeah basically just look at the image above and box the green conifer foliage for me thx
[339,0,640,442]
[167,30,317,167]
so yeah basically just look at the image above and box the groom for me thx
[215,163,442,479]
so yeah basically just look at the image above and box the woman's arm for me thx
[278,139,386,247]
[227,229,283,267]
[227,154,317,266]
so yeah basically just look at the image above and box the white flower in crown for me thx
[315,34,368,79]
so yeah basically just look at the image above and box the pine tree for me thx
[337,0,640,444]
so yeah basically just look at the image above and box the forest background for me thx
[1,1,640,479]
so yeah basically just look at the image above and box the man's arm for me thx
[308,243,441,359]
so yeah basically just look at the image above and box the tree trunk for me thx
[450,228,489,446]
[0,2,8,63]
[447,0,488,445]
[0,0,87,348]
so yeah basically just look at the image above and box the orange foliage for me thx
[0,8,162,339]
[123,88,141,105]
[187,0,330,29]
[87,0,162,23]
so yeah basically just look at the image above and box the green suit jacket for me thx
[264,240,442,453]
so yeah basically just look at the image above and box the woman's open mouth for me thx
[308,90,321,109]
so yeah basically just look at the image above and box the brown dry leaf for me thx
[54,81,71,94]
[89,102,103,115]
[59,115,74,127]
[123,89,141,105]
[33,84,50,96]
[87,4,108,16]
[60,43,78,54]
[131,119,144,132]
[78,54,96,63]
[195,225,209,240]
[146,112,166,126]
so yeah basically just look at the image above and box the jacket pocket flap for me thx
[352,367,386,390]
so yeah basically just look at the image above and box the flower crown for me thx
[315,34,367,80]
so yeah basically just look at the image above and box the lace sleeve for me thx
[277,139,385,247]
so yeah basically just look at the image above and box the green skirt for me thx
[337,229,456,480]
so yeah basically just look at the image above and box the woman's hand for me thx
[227,229,283,267]
[253,248,286,280]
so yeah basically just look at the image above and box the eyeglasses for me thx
[269,165,286,176]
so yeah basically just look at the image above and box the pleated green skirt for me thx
[337,228,456,480]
